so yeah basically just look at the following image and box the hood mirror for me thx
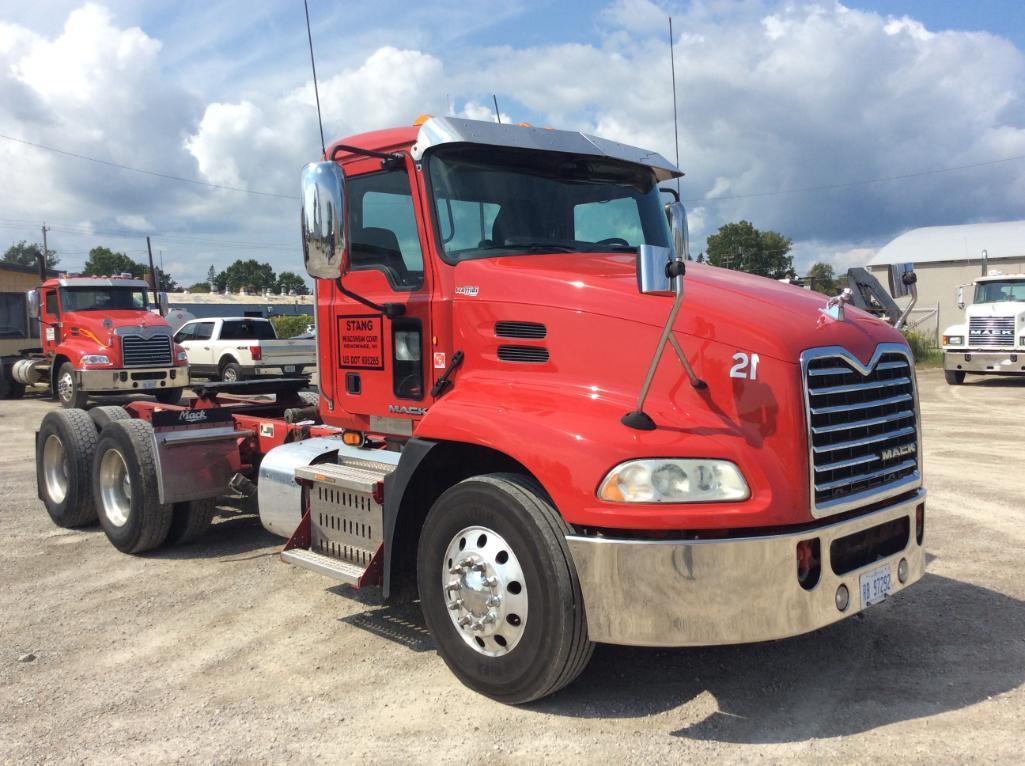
[956,285,965,310]
[157,292,169,317]
[301,161,349,280]
[26,289,39,320]
[888,263,918,331]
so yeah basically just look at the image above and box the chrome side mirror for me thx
[157,292,169,317]
[888,262,916,298]
[25,289,39,320]
[956,285,965,310]
[636,245,675,295]
[666,201,690,262]
[301,161,348,280]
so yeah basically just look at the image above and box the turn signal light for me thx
[342,430,364,447]
[915,503,925,544]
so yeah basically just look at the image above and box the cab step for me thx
[280,457,394,588]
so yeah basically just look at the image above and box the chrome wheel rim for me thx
[222,368,237,382]
[42,434,69,503]
[57,371,74,402]
[442,525,528,657]
[98,448,132,527]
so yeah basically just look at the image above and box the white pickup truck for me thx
[173,317,316,382]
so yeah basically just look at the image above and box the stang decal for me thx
[338,315,384,370]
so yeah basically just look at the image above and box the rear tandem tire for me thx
[416,473,594,704]
[88,405,131,431]
[167,497,217,546]
[36,409,99,528]
[92,419,173,553]
[944,370,966,385]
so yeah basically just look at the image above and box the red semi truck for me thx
[34,117,926,703]
[2,268,188,407]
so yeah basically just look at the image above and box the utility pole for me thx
[41,223,49,259]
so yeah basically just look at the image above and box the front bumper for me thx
[567,490,925,647]
[944,350,1025,374]
[77,366,190,392]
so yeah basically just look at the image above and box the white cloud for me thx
[2,1,1025,289]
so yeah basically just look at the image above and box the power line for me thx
[687,152,1025,204]
[0,134,296,201]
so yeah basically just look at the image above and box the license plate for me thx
[859,564,893,607]
[141,380,157,390]
[283,365,296,373]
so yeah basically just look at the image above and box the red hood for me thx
[453,253,904,365]
[65,310,170,348]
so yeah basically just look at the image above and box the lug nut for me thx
[457,615,471,627]
[449,564,465,575]
[471,562,487,572]
[481,613,497,625]
[448,599,464,611]
[445,581,461,593]
[485,596,502,607]
[482,576,498,587]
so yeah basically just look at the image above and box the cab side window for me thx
[45,291,59,316]
[174,324,195,343]
[193,322,215,341]
[348,169,424,290]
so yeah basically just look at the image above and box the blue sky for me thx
[1,1,1023,285]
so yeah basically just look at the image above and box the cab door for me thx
[328,162,431,433]
[39,286,61,353]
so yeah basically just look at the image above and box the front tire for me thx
[36,409,99,527]
[417,474,593,704]
[56,362,88,409]
[93,420,172,553]
[154,387,183,405]
[944,370,966,385]
[0,363,25,399]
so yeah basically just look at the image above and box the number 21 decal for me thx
[729,352,760,380]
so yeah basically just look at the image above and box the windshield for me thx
[974,280,1025,303]
[60,287,149,311]
[428,146,671,262]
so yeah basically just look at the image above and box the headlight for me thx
[177,350,189,361]
[80,355,111,365]
[598,459,750,503]
[942,335,964,346]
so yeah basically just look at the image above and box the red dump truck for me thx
[34,117,926,703]
[2,266,188,407]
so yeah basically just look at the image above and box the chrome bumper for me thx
[77,366,190,392]
[567,490,925,647]
[944,350,1025,374]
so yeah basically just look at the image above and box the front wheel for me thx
[154,387,183,405]
[417,474,593,704]
[56,362,88,408]
[944,370,966,385]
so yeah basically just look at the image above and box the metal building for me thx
[868,220,1025,341]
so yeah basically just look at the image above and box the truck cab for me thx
[941,273,1025,384]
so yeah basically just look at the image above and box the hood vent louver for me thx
[497,345,549,364]
[495,321,547,339]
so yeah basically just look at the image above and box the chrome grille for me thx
[968,317,1015,347]
[803,346,920,516]
[121,334,172,367]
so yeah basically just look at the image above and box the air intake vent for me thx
[497,345,549,364]
[495,321,547,339]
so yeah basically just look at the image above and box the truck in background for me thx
[33,116,926,703]
[0,259,188,407]
[173,316,316,382]
[941,272,1025,384]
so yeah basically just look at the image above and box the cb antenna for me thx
[669,16,680,196]
[304,0,327,158]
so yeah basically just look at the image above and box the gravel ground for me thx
[2,369,1024,764]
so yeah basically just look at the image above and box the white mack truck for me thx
[942,273,1025,384]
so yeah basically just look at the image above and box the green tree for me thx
[695,251,705,263]
[187,282,212,293]
[206,265,216,284]
[3,240,59,269]
[806,262,839,295]
[706,220,795,279]
[221,259,276,293]
[83,247,142,278]
[153,270,181,293]
[212,270,228,292]
[277,271,309,295]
